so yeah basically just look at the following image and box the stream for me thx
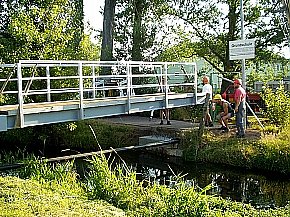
[98,150,290,209]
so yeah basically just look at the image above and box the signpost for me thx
[229,39,255,60]
[227,0,257,132]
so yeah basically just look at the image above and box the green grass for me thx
[86,154,290,217]
[0,159,126,217]
[183,125,290,174]
[1,153,290,217]
[0,176,125,217]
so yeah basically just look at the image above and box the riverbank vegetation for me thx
[0,160,125,216]
[184,85,290,174]
[1,154,290,216]
[0,119,145,155]
[184,125,290,174]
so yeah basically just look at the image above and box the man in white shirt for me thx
[202,76,213,127]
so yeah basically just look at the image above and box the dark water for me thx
[101,150,290,209]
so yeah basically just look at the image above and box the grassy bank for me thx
[1,155,290,217]
[0,176,125,217]
[183,125,290,174]
[0,160,125,217]
[86,155,290,216]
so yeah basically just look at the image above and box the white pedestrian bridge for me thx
[0,60,206,131]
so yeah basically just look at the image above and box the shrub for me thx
[261,85,290,128]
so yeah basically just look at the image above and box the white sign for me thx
[229,39,255,60]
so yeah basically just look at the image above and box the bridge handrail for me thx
[0,60,199,127]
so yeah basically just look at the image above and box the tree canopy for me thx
[0,0,98,63]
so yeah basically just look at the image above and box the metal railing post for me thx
[126,62,131,113]
[92,65,96,98]
[194,63,198,105]
[46,66,51,102]
[78,62,84,119]
[16,63,24,128]
[164,63,169,109]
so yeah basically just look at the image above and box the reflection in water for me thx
[115,151,290,208]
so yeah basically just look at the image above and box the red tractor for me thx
[221,85,263,113]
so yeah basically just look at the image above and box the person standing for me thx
[234,79,246,138]
[202,76,213,127]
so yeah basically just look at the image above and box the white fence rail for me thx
[0,60,199,129]
[0,60,198,102]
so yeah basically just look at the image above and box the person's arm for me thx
[234,89,241,112]
[220,103,228,116]
[235,99,241,113]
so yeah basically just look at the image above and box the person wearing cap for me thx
[234,79,246,138]
[202,76,213,127]
[212,94,234,132]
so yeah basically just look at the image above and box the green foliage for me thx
[162,0,288,74]
[170,107,192,121]
[52,120,139,150]
[114,0,169,61]
[0,119,142,155]
[0,0,98,63]
[0,161,125,217]
[86,154,290,216]
[184,127,290,174]
[261,85,290,128]
[247,63,289,90]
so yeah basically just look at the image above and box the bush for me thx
[261,85,290,128]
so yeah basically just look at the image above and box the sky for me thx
[83,0,289,59]
[83,0,104,34]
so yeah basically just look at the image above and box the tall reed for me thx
[85,154,290,216]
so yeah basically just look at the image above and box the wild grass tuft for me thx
[0,155,126,216]
[85,153,290,216]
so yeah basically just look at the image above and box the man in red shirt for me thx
[234,79,246,138]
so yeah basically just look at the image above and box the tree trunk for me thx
[283,0,290,25]
[73,0,84,49]
[132,0,143,62]
[101,0,116,74]
[221,0,239,93]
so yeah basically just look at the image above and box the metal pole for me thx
[194,63,198,105]
[164,63,168,109]
[126,62,131,113]
[78,62,84,120]
[240,0,247,129]
[17,63,24,128]
[46,66,51,102]
[92,66,96,99]
[240,0,246,88]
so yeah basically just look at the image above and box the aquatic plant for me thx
[85,153,290,216]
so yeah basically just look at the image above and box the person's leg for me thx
[205,106,212,126]
[224,113,232,128]
[236,105,245,136]
[222,113,231,132]
[149,110,154,121]
[160,110,164,125]
[217,114,227,129]
[166,109,171,125]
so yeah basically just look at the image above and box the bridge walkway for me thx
[0,60,206,131]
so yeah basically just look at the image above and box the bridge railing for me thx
[1,60,198,102]
[0,60,198,127]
